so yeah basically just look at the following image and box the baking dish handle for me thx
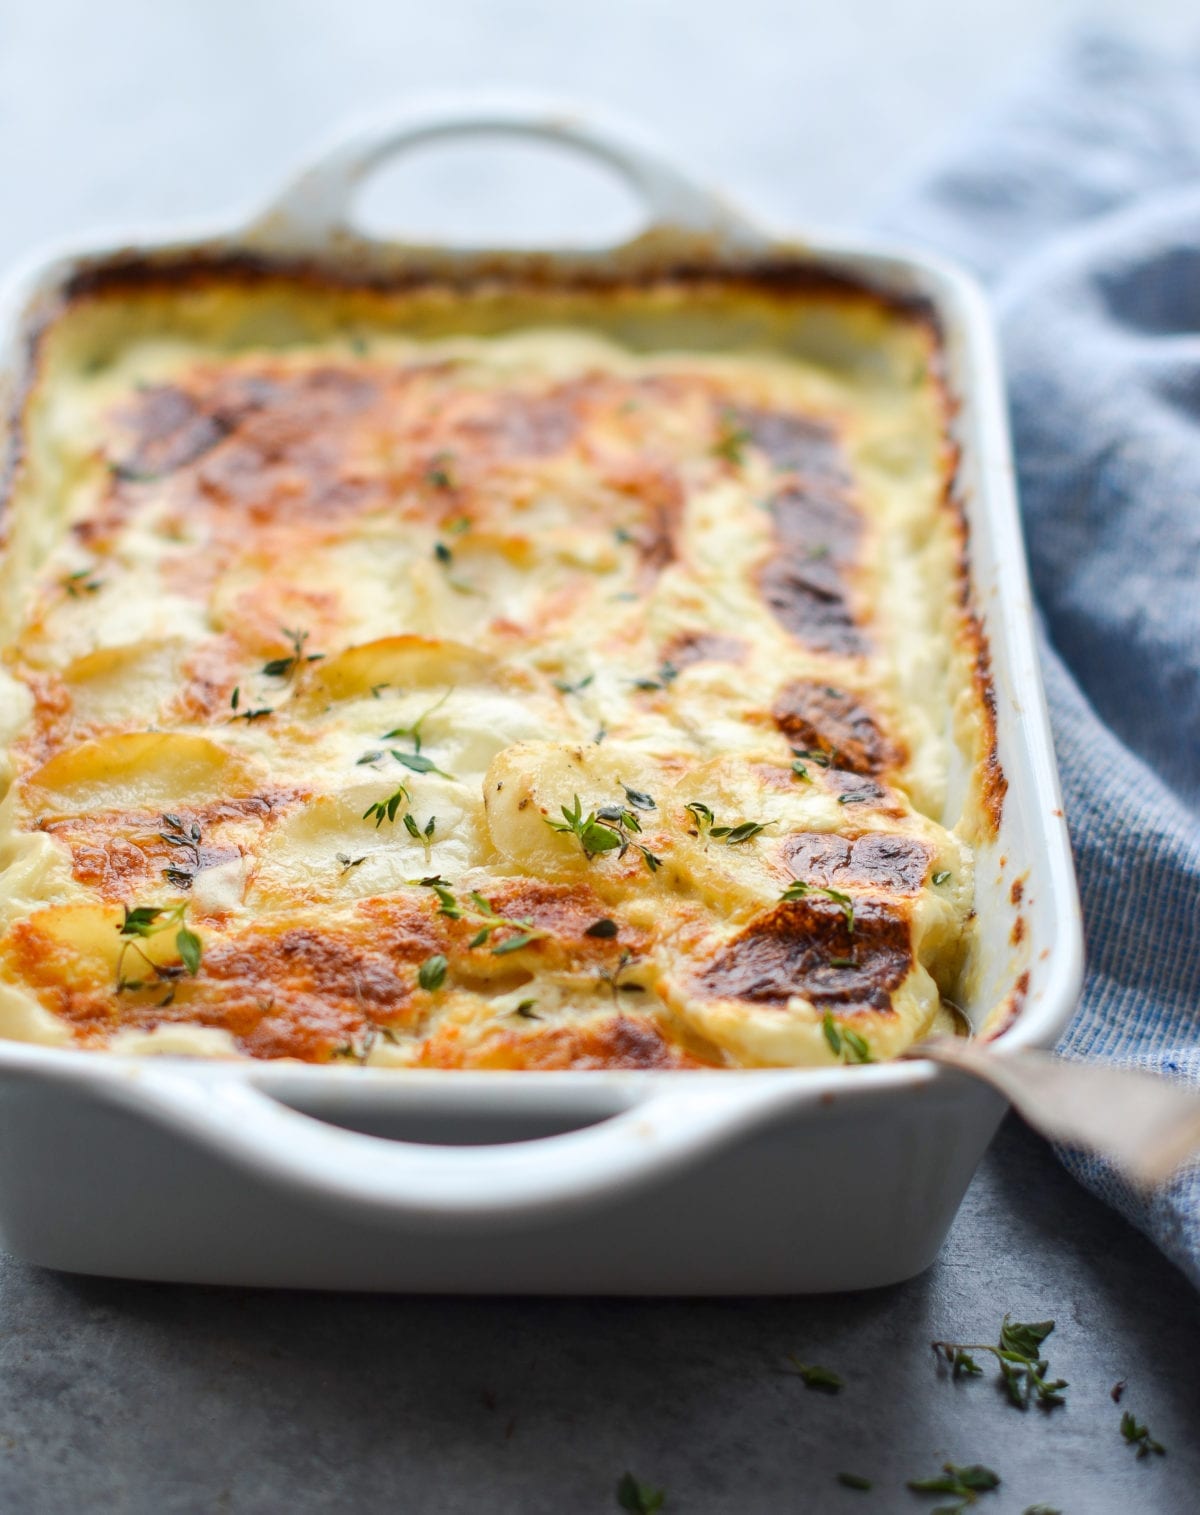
[245,96,767,254]
[95,1067,811,1231]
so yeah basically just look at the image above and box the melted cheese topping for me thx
[0,278,983,1067]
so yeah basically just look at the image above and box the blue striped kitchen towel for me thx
[880,31,1200,1288]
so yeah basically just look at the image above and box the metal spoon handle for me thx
[919,1040,1200,1188]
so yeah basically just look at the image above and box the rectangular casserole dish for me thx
[0,101,1082,1292]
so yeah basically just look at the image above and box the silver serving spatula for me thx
[916,1037,1200,1188]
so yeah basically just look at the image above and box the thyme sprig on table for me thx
[544,794,662,874]
[783,1356,843,1393]
[931,1317,1067,1410]
[114,901,203,1004]
[1120,1411,1166,1459]
[907,1462,1000,1513]
[616,1472,665,1514]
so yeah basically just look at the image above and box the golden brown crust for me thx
[0,259,1001,1067]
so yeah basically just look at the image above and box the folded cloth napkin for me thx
[877,31,1200,1287]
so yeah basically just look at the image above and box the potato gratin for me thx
[0,267,999,1067]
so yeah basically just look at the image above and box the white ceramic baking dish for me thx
[0,100,1082,1293]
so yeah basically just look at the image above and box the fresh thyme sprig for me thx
[1120,1411,1166,1459]
[114,900,202,1004]
[790,746,834,783]
[403,812,437,857]
[363,784,411,827]
[229,687,273,722]
[381,692,456,777]
[417,954,448,992]
[781,879,856,933]
[416,877,547,956]
[553,673,594,697]
[631,660,679,693]
[684,802,768,846]
[907,1462,1000,1513]
[822,1011,873,1065]
[262,626,324,682]
[62,566,103,598]
[544,794,661,873]
[712,407,751,466]
[158,812,202,889]
[600,949,646,1003]
[426,450,456,490]
[931,1317,1067,1410]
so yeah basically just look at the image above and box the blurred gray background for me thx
[0,0,1194,258]
[0,3,1198,1513]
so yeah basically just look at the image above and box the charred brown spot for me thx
[1010,916,1026,946]
[662,630,747,669]
[114,384,237,479]
[782,831,932,895]
[772,679,901,775]
[461,389,580,458]
[697,896,911,1011]
[1010,878,1024,906]
[741,408,867,656]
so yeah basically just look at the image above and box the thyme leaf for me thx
[363,785,411,827]
[783,1357,842,1393]
[262,626,324,682]
[907,1462,1000,1513]
[418,954,448,992]
[821,1011,873,1065]
[685,802,768,846]
[413,880,546,955]
[631,660,679,693]
[781,880,855,933]
[114,901,202,994]
[1120,1411,1166,1459]
[931,1317,1066,1411]
[712,407,751,466]
[62,567,102,597]
[616,1472,665,1514]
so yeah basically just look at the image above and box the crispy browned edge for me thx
[0,245,1005,843]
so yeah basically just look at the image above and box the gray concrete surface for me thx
[0,2,1197,1511]
[0,1118,1195,1513]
